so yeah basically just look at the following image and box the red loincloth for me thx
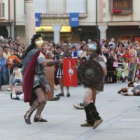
[22,50,40,105]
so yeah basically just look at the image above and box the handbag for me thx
[113,61,118,67]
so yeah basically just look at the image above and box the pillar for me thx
[6,26,11,37]
[98,25,107,40]
[52,25,62,44]
[25,0,36,46]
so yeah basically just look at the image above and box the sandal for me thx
[67,93,70,97]
[56,93,64,96]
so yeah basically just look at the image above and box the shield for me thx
[77,60,104,88]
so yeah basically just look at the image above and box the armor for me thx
[77,60,104,88]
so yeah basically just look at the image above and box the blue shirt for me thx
[0,57,7,71]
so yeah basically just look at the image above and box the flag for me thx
[63,58,77,86]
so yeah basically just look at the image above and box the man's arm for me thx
[41,59,63,67]
[99,61,107,76]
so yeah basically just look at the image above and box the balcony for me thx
[109,0,133,15]
[34,0,87,18]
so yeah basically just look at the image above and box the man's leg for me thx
[81,88,103,129]
[81,88,95,127]
[66,86,70,97]
[56,78,64,96]
[34,89,48,122]
[24,87,46,124]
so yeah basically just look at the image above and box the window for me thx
[0,1,4,18]
[66,0,86,13]
[47,0,65,14]
[34,0,87,14]
[112,0,132,10]
[34,0,47,13]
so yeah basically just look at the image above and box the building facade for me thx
[99,0,140,43]
[0,0,13,38]
[34,0,98,43]
[0,0,140,43]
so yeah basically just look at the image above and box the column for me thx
[52,25,62,44]
[6,26,10,37]
[25,0,36,46]
[98,25,107,40]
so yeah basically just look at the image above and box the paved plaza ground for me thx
[0,83,140,140]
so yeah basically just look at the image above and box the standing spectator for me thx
[109,38,115,48]
[78,44,88,62]
[128,43,136,81]
[18,47,24,58]
[122,58,129,82]
[15,37,21,44]
[3,46,11,59]
[122,48,131,62]
[116,55,124,83]
[82,41,86,45]
[0,48,8,89]
[107,48,117,83]
[117,43,125,56]
[87,39,92,46]
[136,53,140,79]
[71,46,78,58]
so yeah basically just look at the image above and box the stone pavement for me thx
[0,83,140,140]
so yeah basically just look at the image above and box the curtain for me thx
[113,0,132,10]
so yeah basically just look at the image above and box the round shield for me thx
[77,60,104,88]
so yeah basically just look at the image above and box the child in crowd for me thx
[9,64,23,99]
[72,46,78,58]
[116,55,124,82]
[122,58,129,82]
[7,49,21,81]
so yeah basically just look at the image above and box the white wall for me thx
[4,0,8,19]
[79,0,96,26]
[16,0,25,25]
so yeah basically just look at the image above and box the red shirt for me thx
[122,54,131,62]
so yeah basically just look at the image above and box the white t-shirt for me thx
[13,68,22,79]
[78,50,87,58]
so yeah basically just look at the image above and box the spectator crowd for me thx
[0,35,140,94]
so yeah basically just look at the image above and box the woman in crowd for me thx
[107,48,117,83]
[0,48,8,89]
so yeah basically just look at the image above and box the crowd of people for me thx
[0,36,140,96]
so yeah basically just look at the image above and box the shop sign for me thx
[69,13,79,27]
[35,13,41,27]
[41,19,69,26]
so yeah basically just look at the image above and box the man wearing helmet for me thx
[22,34,63,124]
[80,40,107,129]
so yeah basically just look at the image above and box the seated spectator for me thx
[7,49,21,81]
[9,64,22,98]
[10,91,24,100]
